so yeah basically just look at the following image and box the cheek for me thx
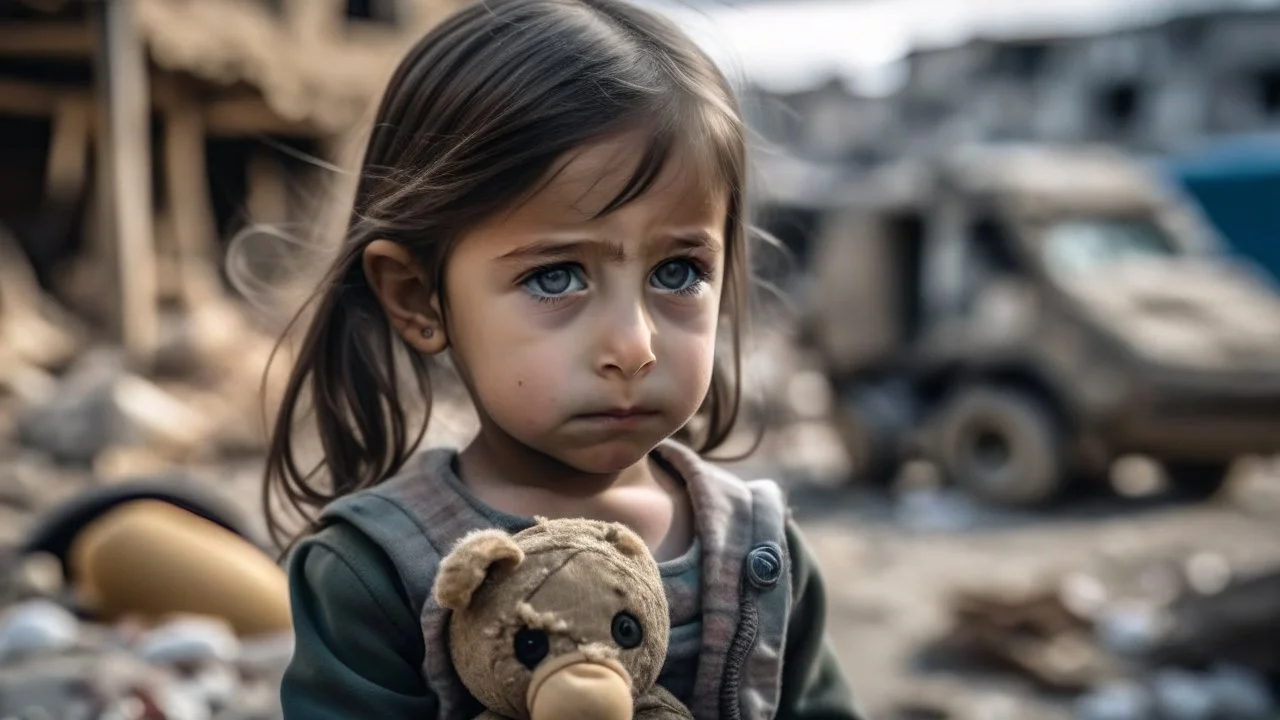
[664,327,717,402]
[461,323,573,429]
[656,295,721,391]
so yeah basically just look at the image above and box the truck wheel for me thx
[932,386,1066,507]
[1164,461,1233,500]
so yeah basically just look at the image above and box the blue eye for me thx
[524,265,586,298]
[650,260,702,293]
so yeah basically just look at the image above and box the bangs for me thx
[590,98,744,219]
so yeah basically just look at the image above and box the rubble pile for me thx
[0,598,290,720]
[910,551,1280,720]
[0,228,306,718]
[0,221,499,718]
[0,341,295,718]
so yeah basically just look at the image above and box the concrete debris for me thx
[8,310,290,468]
[1075,665,1275,720]
[920,553,1280,719]
[135,617,241,667]
[14,349,212,467]
[0,608,289,720]
[0,599,79,663]
[1075,681,1155,720]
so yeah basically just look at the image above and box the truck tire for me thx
[1163,461,1233,500]
[931,386,1067,507]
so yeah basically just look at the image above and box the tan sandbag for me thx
[67,499,291,636]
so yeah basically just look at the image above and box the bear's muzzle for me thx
[526,652,633,720]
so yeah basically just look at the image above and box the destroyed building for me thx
[748,4,1280,174]
[884,5,1280,157]
[961,8,1280,153]
[0,0,462,372]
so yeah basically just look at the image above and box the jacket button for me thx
[745,543,783,589]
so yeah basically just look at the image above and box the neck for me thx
[455,420,693,560]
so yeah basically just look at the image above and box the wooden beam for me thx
[163,92,222,308]
[45,96,91,201]
[94,0,158,369]
[0,77,69,116]
[247,150,290,225]
[203,94,318,137]
[0,22,94,59]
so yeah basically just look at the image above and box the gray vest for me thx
[319,441,793,720]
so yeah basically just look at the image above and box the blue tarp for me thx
[1164,134,1280,281]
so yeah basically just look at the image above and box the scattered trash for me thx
[0,483,291,718]
[922,552,1280,719]
[1074,680,1154,720]
[136,616,240,667]
[1202,664,1274,719]
[0,599,80,663]
[0,619,288,719]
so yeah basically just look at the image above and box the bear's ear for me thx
[433,529,524,611]
[603,522,647,559]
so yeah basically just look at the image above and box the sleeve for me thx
[279,522,440,719]
[775,520,868,720]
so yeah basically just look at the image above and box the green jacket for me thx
[280,443,864,719]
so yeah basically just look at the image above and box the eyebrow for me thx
[497,231,721,264]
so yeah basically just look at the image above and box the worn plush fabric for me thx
[280,441,866,720]
[433,518,691,719]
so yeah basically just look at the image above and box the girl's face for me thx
[442,132,729,473]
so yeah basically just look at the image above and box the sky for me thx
[638,0,1280,95]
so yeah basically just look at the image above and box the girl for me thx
[266,0,864,718]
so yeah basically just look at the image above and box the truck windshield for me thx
[1042,217,1179,277]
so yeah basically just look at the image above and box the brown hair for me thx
[262,0,753,552]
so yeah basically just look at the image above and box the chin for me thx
[553,438,660,475]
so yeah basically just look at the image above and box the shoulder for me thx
[289,521,421,632]
[311,453,464,605]
[282,522,437,714]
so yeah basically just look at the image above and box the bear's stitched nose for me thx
[528,661,632,720]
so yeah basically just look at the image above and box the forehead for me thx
[500,131,728,231]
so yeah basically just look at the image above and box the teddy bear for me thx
[433,517,696,720]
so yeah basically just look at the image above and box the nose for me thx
[597,297,656,380]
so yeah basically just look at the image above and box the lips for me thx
[574,407,660,423]
[592,409,656,418]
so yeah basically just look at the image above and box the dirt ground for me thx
[778,461,1280,720]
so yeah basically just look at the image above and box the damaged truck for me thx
[803,143,1280,507]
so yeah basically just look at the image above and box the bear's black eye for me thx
[611,612,643,649]
[514,628,550,669]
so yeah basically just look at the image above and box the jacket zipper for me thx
[719,586,761,720]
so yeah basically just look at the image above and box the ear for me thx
[433,528,524,611]
[363,239,447,355]
[603,523,647,559]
